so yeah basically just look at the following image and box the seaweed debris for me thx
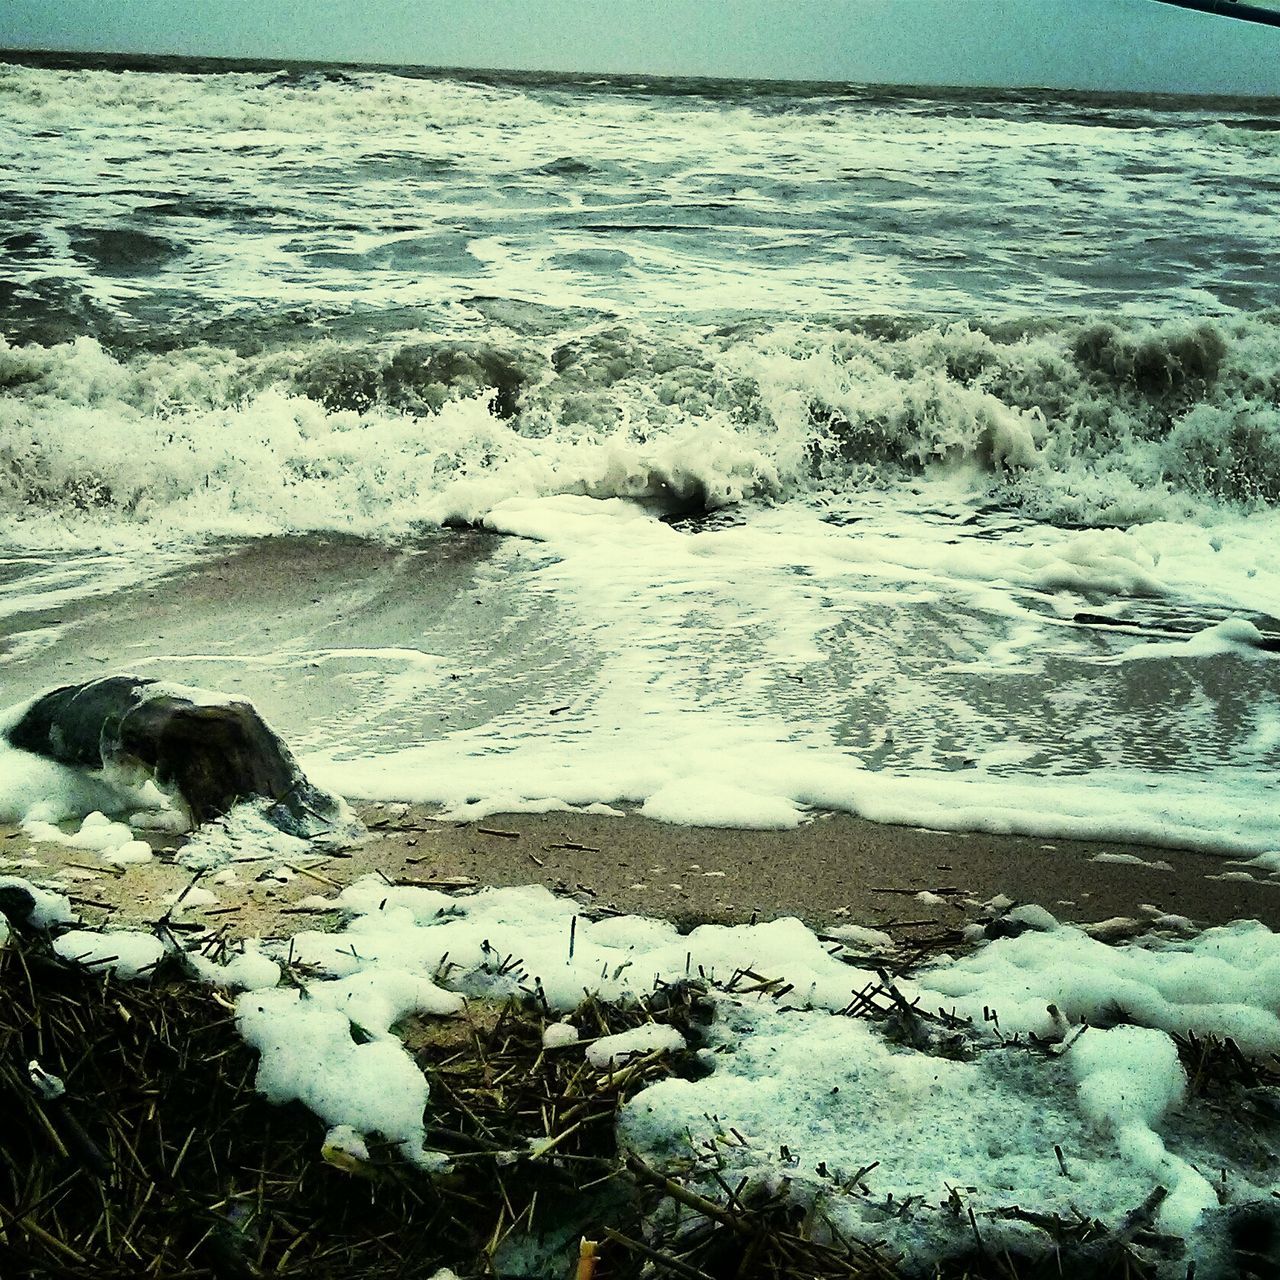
[0,930,1257,1279]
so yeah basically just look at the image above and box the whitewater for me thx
[2,55,1279,852]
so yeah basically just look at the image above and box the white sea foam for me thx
[292,491,1280,854]
[10,868,1279,1268]
[3,476,1277,852]
[2,65,1279,855]
[51,928,166,979]
[4,63,1276,323]
[0,739,145,825]
[4,312,1280,549]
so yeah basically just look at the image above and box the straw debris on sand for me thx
[5,912,1268,1280]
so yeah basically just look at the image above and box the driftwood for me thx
[6,674,347,838]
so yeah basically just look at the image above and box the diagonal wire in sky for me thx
[1149,0,1280,26]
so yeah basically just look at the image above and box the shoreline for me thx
[6,530,1279,877]
[6,802,1278,943]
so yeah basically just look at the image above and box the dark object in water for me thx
[6,675,346,838]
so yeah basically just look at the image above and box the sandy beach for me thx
[4,533,1278,945]
[8,801,1277,945]
[5,54,1280,1280]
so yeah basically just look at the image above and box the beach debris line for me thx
[0,936,474,1279]
[0,920,727,1279]
[3,876,1280,1276]
[5,673,360,841]
[0,918,1169,1280]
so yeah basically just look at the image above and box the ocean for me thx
[2,52,1279,852]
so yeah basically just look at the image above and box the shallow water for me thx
[1,57,1278,850]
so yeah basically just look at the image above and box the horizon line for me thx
[3,43,1279,104]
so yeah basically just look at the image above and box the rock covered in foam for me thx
[5,675,355,841]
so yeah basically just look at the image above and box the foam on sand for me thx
[235,986,442,1168]
[7,872,1278,1269]
[51,928,166,979]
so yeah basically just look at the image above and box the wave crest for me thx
[2,311,1279,546]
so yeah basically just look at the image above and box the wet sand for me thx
[0,532,504,737]
[5,802,1277,944]
[3,535,1277,944]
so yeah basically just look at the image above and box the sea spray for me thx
[4,314,1280,547]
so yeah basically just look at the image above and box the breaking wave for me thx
[2,310,1279,547]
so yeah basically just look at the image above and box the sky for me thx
[0,0,1277,96]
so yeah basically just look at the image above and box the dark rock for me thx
[6,675,348,839]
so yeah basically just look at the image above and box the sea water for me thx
[1,55,1279,850]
